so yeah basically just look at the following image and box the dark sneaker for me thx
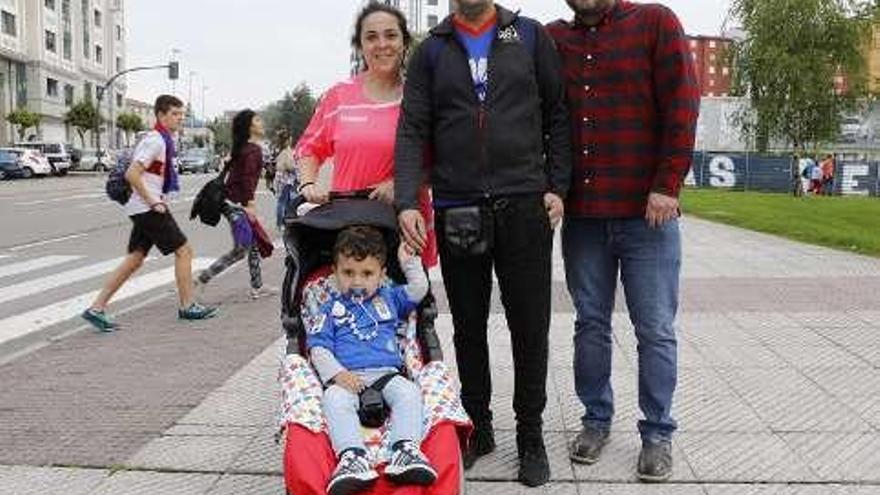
[517,434,550,487]
[637,440,673,483]
[81,308,117,333]
[178,302,218,320]
[569,426,610,464]
[327,448,379,495]
[384,440,437,486]
[463,423,496,470]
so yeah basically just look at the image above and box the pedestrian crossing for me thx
[0,254,214,347]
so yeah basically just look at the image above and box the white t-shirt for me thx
[124,130,167,216]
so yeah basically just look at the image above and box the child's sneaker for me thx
[327,448,378,495]
[81,308,117,333]
[178,302,218,320]
[384,440,437,486]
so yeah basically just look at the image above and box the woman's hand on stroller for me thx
[368,179,395,205]
[301,182,329,204]
[333,370,366,394]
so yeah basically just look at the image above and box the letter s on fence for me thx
[709,155,737,188]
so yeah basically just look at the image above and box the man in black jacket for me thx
[394,0,571,487]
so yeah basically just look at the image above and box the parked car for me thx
[0,149,23,179]
[177,148,217,174]
[0,147,52,178]
[15,142,72,175]
[77,148,114,171]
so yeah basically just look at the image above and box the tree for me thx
[116,112,144,146]
[730,0,872,152]
[262,82,317,146]
[207,118,232,155]
[6,109,41,142]
[65,100,102,148]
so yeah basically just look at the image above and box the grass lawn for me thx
[680,189,880,257]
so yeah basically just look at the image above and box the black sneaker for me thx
[384,440,437,486]
[517,434,550,487]
[462,423,495,470]
[637,440,673,483]
[569,426,610,464]
[327,448,379,495]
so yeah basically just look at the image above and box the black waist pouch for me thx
[443,205,493,257]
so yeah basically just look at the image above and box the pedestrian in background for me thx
[548,0,699,482]
[196,109,274,300]
[820,154,836,196]
[82,95,218,331]
[273,130,298,230]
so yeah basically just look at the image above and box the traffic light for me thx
[168,61,179,80]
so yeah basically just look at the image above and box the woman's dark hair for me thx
[231,109,257,163]
[351,3,412,69]
[334,226,388,266]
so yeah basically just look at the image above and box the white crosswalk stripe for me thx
[0,257,128,305]
[0,257,214,346]
[0,255,84,280]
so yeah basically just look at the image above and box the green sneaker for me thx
[81,308,117,333]
[178,302,218,320]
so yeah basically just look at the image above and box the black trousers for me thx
[436,194,552,433]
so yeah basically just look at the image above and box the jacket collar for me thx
[432,3,519,37]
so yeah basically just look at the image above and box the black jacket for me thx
[395,5,572,210]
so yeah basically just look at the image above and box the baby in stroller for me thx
[278,194,470,495]
[309,226,437,495]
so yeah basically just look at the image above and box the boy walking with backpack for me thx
[82,95,217,332]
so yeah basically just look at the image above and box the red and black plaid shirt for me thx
[546,1,700,218]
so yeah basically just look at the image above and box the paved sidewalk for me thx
[2,216,880,494]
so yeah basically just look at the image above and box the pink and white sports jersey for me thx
[295,74,401,192]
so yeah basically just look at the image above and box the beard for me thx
[456,0,492,20]
[565,0,614,17]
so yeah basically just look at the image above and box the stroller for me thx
[277,191,471,494]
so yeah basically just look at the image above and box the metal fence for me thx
[687,151,880,197]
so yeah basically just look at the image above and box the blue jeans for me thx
[322,372,424,455]
[562,217,681,443]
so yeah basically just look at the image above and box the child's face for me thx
[334,254,385,299]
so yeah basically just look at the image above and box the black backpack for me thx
[106,151,133,205]
[190,161,230,226]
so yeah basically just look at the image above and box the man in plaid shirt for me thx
[546,0,700,482]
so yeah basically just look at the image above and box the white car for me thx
[0,147,52,178]
[15,142,72,175]
[78,148,115,172]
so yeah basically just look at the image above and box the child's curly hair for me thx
[333,226,387,266]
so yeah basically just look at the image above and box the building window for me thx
[710,53,716,62]
[94,9,102,28]
[62,0,72,60]
[427,0,437,5]
[690,39,697,48]
[427,14,438,28]
[116,56,122,72]
[709,66,716,74]
[1,11,15,37]
[63,32,72,60]
[84,81,92,101]
[95,45,103,64]
[45,30,57,53]
[115,25,122,41]
[47,78,59,98]
[709,40,716,48]
[64,84,74,105]
[45,0,55,10]
[709,79,715,87]
[722,67,730,76]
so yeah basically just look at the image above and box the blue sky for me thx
[125,1,730,118]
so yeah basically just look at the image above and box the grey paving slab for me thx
[768,345,870,369]
[465,481,579,494]
[466,430,575,482]
[693,344,787,368]
[743,391,871,433]
[559,393,643,433]
[588,485,707,495]
[569,432,697,483]
[705,484,878,494]
[780,433,880,482]
[126,435,252,472]
[206,474,284,495]
[91,471,219,495]
[676,394,770,433]
[176,390,277,427]
[0,466,108,495]
[165,424,263,437]
[229,429,284,474]
[836,394,880,430]
[800,366,880,398]
[677,433,817,482]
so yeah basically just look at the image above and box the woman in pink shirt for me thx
[295,3,436,266]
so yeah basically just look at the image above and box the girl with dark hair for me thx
[196,109,273,299]
[294,2,437,266]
